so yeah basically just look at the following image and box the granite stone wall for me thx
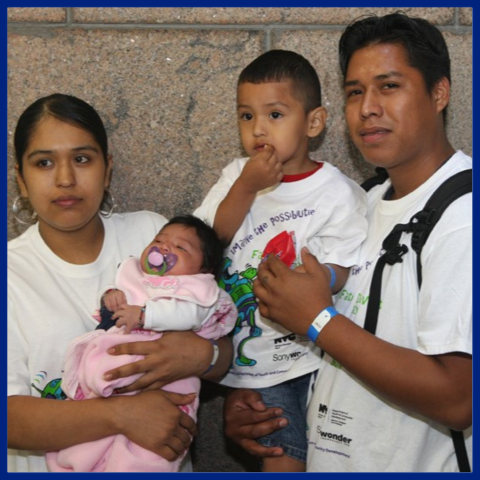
[7,7,472,472]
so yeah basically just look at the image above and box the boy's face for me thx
[344,42,447,171]
[140,224,204,276]
[237,81,324,173]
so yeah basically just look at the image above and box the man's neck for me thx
[387,145,455,200]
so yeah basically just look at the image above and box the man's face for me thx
[343,42,445,173]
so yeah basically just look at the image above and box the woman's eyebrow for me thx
[27,145,100,160]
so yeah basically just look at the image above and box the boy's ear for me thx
[307,106,327,138]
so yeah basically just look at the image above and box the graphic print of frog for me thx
[31,377,66,400]
[219,258,261,366]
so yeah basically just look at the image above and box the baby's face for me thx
[140,224,204,276]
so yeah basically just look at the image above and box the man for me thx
[224,12,472,472]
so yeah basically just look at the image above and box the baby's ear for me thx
[308,106,327,138]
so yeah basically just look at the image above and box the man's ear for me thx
[433,77,450,114]
[15,165,28,198]
[307,106,327,138]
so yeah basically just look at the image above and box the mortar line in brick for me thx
[7,23,472,35]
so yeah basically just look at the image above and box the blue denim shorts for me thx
[253,372,314,463]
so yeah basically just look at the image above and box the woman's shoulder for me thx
[8,224,37,253]
[108,211,168,231]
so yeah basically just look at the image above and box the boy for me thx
[195,50,368,472]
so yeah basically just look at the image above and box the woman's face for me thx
[16,115,112,236]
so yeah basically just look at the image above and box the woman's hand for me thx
[112,389,197,460]
[224,388,287,458]
[104,331,214,393]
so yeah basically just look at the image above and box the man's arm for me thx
[223,388,287,458]
[254,249,472,431]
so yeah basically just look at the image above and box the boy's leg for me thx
[253,372,313,473]
[262,455,306,472]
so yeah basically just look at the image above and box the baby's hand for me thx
[241,145,283,193]
[103,289,127,312]
[113,304,143,334]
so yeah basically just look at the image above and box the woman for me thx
[7,93,232,472]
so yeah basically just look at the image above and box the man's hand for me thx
[224,388,287,458]
[254,247,333,334]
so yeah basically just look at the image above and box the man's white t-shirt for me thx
[306,151,472,472]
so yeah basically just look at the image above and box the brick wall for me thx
[7,7,473,472]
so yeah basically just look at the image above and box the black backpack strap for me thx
[410,169,472,286]
[362,169,472,471]
[363,223,409,335]
[360,167,389,192]
[451,429,471,472]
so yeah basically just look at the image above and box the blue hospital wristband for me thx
[326,264,336,290]
[307,306,339,343]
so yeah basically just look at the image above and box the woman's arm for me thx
[104,332,233,393]
[8,390,196,460]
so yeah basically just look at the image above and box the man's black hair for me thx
[339,11,451,94]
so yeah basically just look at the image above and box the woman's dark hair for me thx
[339,12,451,94]
[165,214,225,281]
[14,93,109,175]
[238,49,322,112]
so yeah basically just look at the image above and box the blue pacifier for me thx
[144,246,177,275]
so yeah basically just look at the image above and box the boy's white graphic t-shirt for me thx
[195,158,368,388]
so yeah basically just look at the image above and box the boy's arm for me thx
[324,264,350,293]
[213,178,258,245]
[214,145,283,244]
[299,262,349,294]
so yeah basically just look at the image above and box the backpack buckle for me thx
[383,244,409,265]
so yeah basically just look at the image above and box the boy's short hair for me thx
[164,215,225,281]
[238,49,322,112]
[339,11,451,94]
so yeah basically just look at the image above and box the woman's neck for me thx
[38,215,106,265]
